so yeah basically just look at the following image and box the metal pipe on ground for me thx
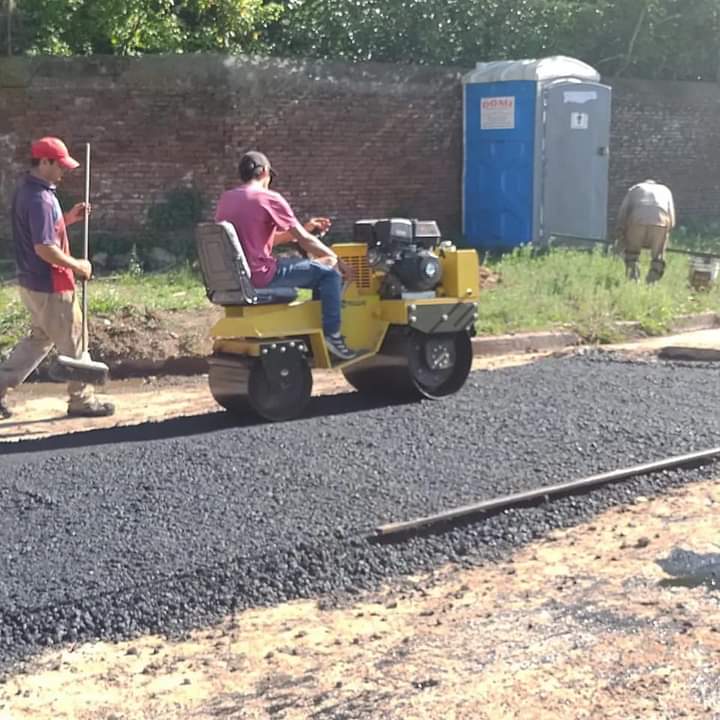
[657,347,720,362]
[374,446,720,538]
[547,234,720,261]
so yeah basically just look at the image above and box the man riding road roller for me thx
[199,150,481,422]
[215,151,360,361]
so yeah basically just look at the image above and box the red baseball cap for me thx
[31,137,80,170]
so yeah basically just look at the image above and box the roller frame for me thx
[206,244,481,421]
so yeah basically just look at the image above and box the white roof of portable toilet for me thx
[462,56,600,84]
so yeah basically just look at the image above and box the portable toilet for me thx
[462,56,611,252]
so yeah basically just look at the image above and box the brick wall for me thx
[0,55,463,258]
[1,55,720,259]
[609,78,720,224]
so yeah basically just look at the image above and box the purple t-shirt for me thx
[11,174,75,293]
[215,184,299,287]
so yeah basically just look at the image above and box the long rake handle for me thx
[81,142,90,356]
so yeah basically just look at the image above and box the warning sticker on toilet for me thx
[481,96,515,130]
[571,112,589,130]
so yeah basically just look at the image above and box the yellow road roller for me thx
[195,218,480,421]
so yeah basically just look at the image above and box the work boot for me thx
[625,262,640,281]
[67,398,115,418]
[646,259,666,284]
[0,394,12,420]
[325,333,360,362]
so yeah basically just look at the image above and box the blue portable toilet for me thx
[462,56,611,252]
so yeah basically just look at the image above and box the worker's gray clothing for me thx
[616,182,675,283]
[619,182,675,228]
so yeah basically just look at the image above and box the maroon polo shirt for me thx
[215,184,299,287]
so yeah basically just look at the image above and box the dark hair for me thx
[239,161,265,182]
[238,151,274,184]
[30,158,55,167]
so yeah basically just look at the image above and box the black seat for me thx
[195,222,298,306]
[211,286,298,305]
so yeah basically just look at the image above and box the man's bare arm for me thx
[35,245,92,279]
[63,202,91,227]
[276,218,331,248]
[273,229,295,246]
[290,225,337,261]
[287,224,355,281]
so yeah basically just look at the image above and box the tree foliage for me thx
[272,0,720,80]
[7,0,282,56]
[3,0,720,81]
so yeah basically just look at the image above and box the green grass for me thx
[476,247,720,342]
[0,288,30,355]
[87,266,207,315]
[2,249,720,355]
[672,224,720,255]
[0,266,209,354]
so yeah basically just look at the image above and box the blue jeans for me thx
[267,258,342,335]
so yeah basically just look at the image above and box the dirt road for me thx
[2,330,720,720]
[2,477,718,720]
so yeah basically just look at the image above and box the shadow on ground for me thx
[0,391,412,456]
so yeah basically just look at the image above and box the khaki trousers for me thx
[621,223,670,282]
[0,287,93,404]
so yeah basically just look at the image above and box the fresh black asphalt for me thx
[1,351,718,670]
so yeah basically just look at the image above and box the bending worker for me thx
[0,137,114,420]
[616,179,676,283]
[215,151,359,361]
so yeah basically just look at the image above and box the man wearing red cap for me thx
[0,137,114,419]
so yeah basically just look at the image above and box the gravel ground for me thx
[1,351,719,671]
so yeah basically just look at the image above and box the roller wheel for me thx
[342,327,472,401]
[208,354,252,415]
[209,348,312,422]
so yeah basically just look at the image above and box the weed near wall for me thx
[477,247,720,341]
[61,185,206,271]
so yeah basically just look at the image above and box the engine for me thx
[353,218,444,299]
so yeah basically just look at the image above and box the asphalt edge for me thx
[91,311,720,378]
[472,311,719,358]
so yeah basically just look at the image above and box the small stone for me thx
[411,678,439,690]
